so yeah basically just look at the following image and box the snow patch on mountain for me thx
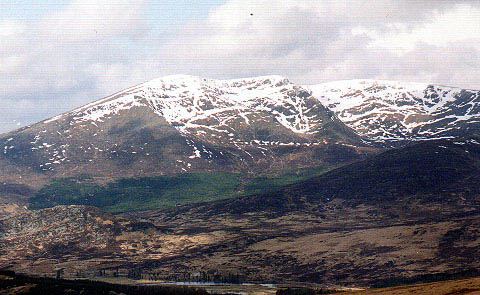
[307,79,479,145]
[45,75,329,138]
[15,75,359,172]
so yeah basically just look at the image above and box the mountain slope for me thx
[161,136,480,219]
[0,75,367,182]
[0,75,375,209]
[308,80,480,146]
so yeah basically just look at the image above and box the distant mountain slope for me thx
[3,75,480,210]
[0,75,367,186]
[308,80,480,146]
[0,75,375,209]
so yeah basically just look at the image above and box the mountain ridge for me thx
[2,74,480,283]
[1,74,479,212]
[6,76,479,136]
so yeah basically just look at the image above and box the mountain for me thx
[2,137,480,285]
[0,75,370,207]
[308,80,480,146]
[3,76,480,213]
[4,77,480,188]
[183,136,480,215]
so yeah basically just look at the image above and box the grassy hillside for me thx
[171,137,480,216]
[29,166,331,214]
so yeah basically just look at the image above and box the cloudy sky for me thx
[1,0,480,133]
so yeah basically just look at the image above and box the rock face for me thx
[309,80,480,146]
[0,75,367,188]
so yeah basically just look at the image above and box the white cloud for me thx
[151,0,480,89]
[0,19,25,36]
[359,4,480,54]
[39,0,147,41]
[0,0,148,99]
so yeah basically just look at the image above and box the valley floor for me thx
[2,202,480,285]
[3,271,480,295]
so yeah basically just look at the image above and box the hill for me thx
[175,136,480,215]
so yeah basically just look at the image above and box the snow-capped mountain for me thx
[0,75,366,184]
[308,80,480,146]
[4,74,479,195]
[53,75,355,144]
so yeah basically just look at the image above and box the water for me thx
[141,281,278,295]
[145,281,275,287]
